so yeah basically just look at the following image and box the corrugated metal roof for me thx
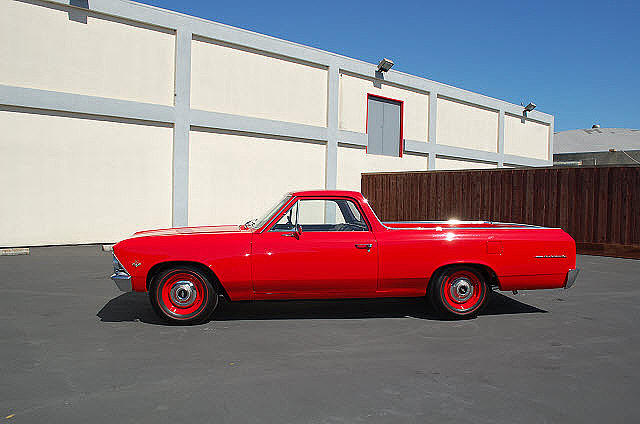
[554,128,640,153]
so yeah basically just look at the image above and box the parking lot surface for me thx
[1,246,639,423]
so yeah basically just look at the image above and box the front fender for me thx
[112,232,252,299]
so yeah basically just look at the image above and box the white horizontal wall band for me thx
[404,139,498,163]
[502,154,551,167]
[338,130,368,147]
[190,109,329,142]
[43,0,190,31]
[0,82,550,169]
[0,84,175,124]
[432,144,499,163]
[0,84,329,142]
[401,138,549,167]
[403,139,430,155]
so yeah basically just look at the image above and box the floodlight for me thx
[377,58,394,72]
[524,102,537,112]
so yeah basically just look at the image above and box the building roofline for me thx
[47,0,553,121]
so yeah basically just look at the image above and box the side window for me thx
[297,200,336,228]
[346,200,362,221]
[271,199,368,232]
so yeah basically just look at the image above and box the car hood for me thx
[132,225,251,237]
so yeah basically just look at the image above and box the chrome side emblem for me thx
[131,260,142,267]
[534,255,567,258]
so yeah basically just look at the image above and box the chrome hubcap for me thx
[169,281,197,307]
[450,278,473,302]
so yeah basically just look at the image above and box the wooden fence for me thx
[361,166,640,259]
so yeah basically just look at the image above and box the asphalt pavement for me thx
[1,246,639,423]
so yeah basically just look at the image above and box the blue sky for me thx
[138,0,639,132]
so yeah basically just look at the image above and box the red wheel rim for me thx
[157,270,208,320]
[441,270,484,313]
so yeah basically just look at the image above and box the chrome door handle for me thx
[355,243,373,251]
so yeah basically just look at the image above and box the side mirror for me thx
[281,224,302,239]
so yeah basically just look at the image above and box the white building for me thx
[0,0,554,247]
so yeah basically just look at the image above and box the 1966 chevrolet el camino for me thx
[110,190,579,324]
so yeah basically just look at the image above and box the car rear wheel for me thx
[429,266,488,319]
[149,266,218,325]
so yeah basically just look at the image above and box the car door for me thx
[251,197,378,297]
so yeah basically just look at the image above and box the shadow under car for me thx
[97,291,546,325]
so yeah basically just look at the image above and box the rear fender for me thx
[428,261,501,290]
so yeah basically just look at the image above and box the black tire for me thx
[428,265,488,319]
[149,266,218,325]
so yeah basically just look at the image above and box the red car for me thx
[110,190,579,324]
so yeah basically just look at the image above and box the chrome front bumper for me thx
[564,268,580,289]
[110,253,132,292]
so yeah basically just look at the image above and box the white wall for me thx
[0,109,173,247]
[435,157,497,170]
[0,0,175,105]
[0,0,555,247]
[337,146,428,191]
[191,39,328,127]
[436,97,499,152]
[188,131,326,225]
[339,74,429,142]
[504,114,550,160]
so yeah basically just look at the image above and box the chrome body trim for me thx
[382,225,559,231]
[110,253,132,292]
[384,220,492,225]
[564,268,580,289]
[380,220,557,230]
[380,220,557,231]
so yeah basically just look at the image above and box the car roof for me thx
[288,189,365,199]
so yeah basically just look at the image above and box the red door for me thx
[251,230,378,297]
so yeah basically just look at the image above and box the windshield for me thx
[246,195,292,229]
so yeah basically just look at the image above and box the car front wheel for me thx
[429,266,488,319]
[149,266,218,325]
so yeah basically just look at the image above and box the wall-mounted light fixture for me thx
[377,58,394,73]
[523,102,536,117]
